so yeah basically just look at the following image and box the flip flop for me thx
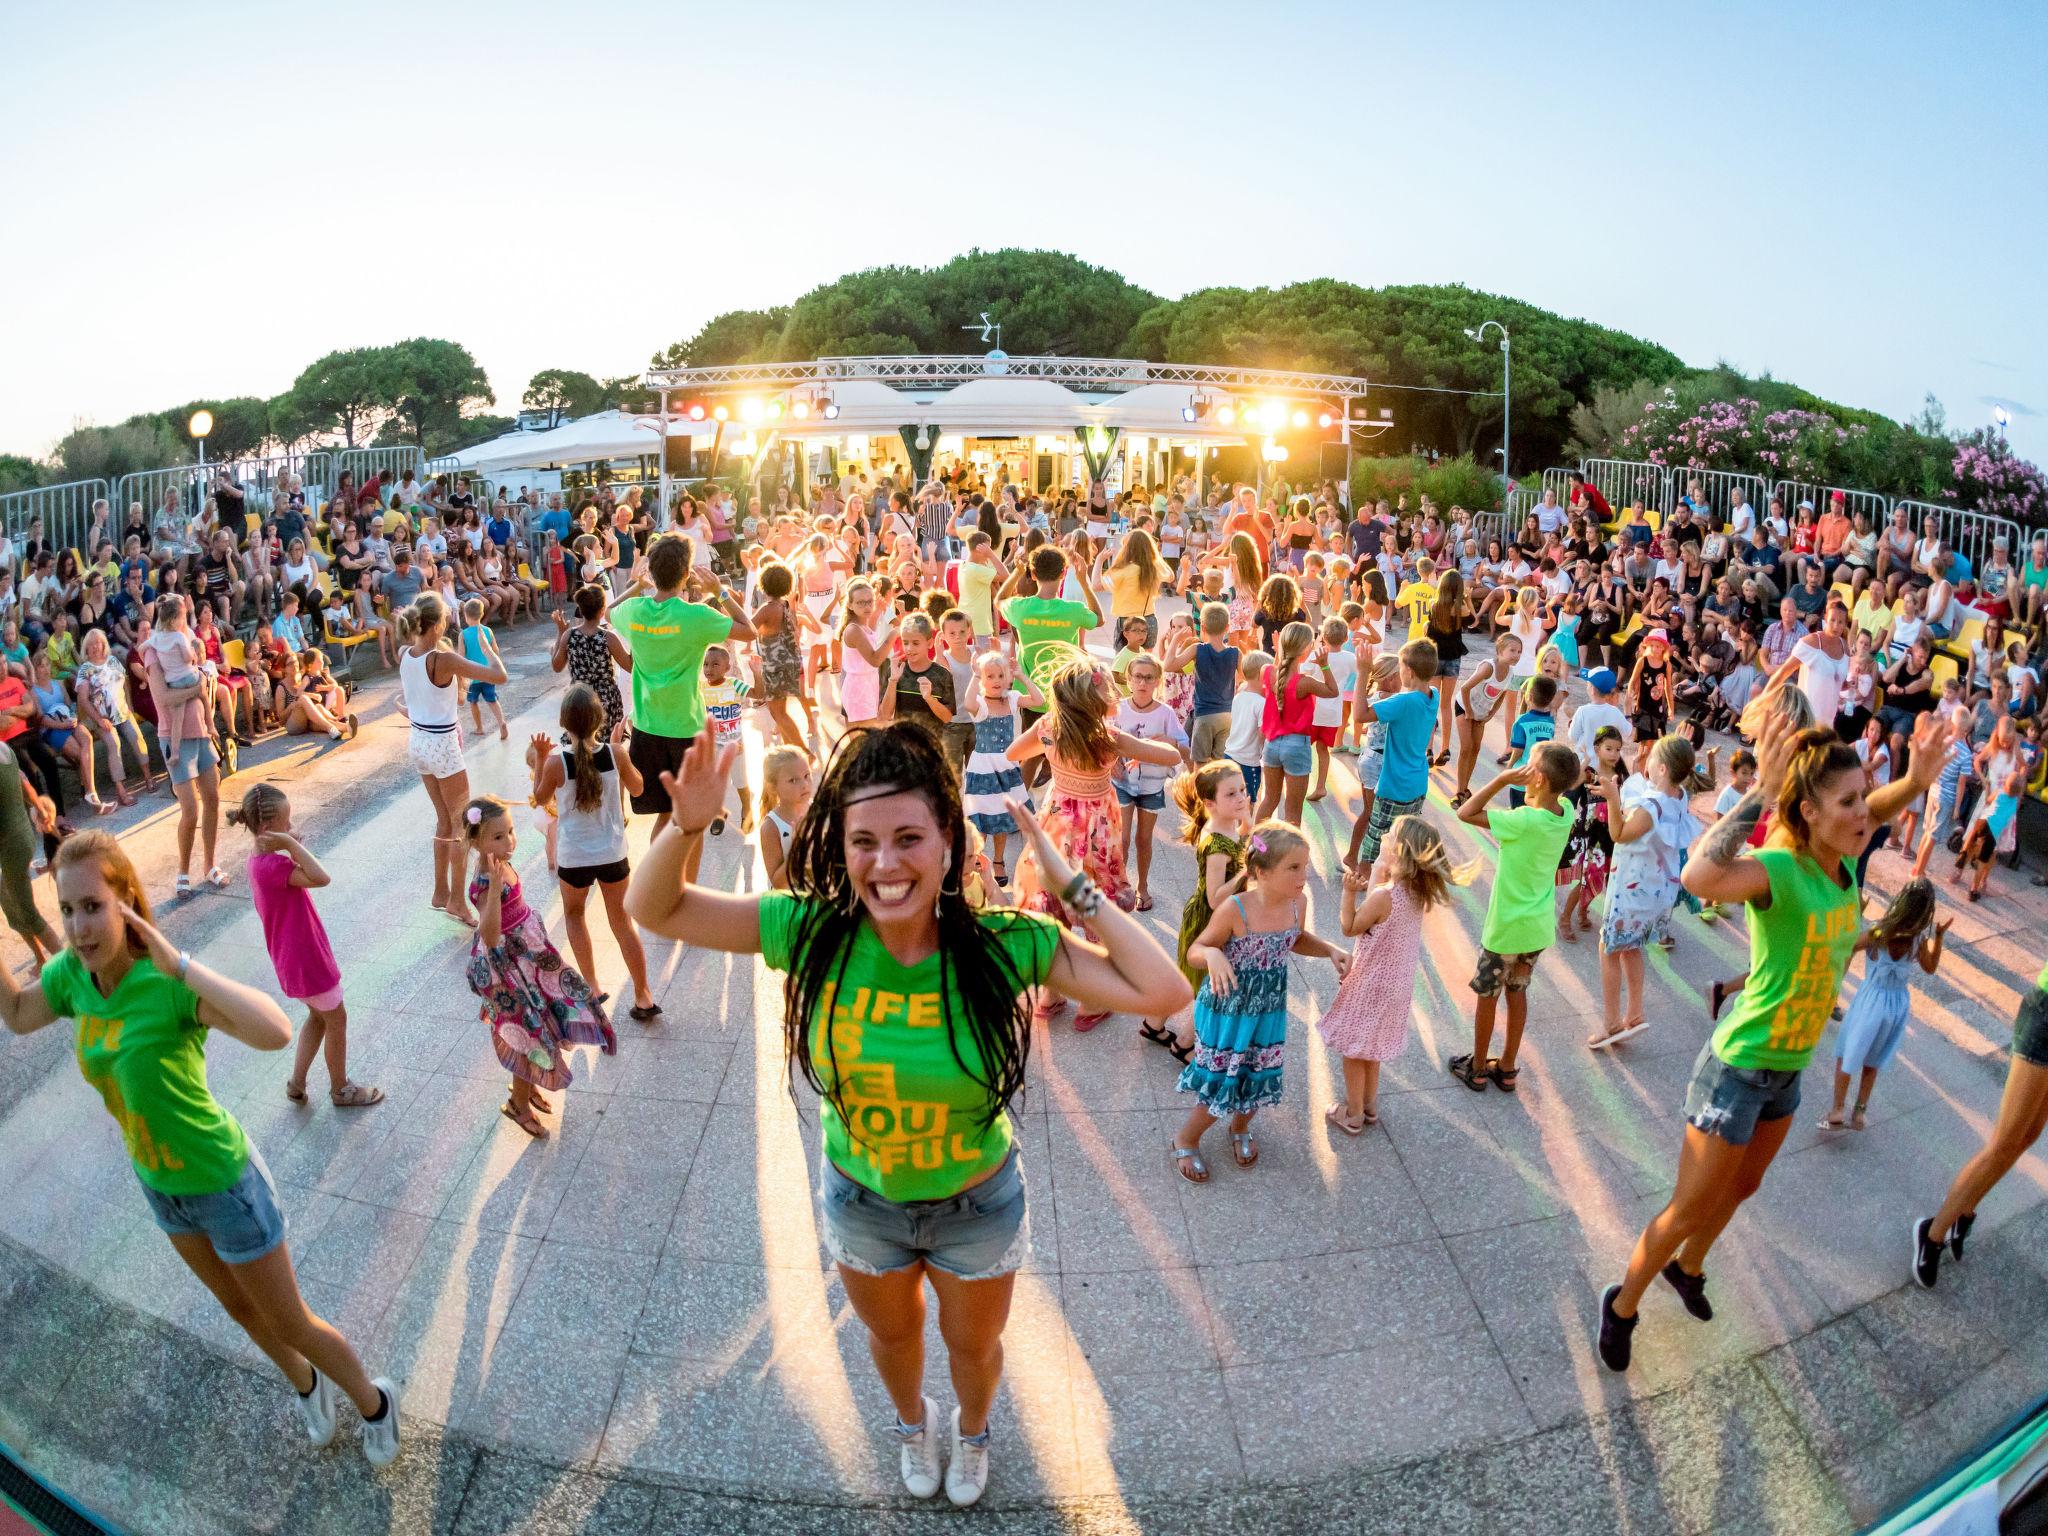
[1603,1020,1651,1047]
[1170,1144,1209,1184]
[1073,1009,1111,1032]
[1229,1131,1259,1168]
[1135,893,1154,912]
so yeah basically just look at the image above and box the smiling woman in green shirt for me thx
[1596,699,1956,1374]
[0,831,400,1466]
[628,722,1189,1508]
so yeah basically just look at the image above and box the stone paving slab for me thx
[0,620,2043,1531]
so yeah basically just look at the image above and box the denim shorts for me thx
[169,735,220,786]
[2013,983,2048,1068]
[1113,783,1166,812]
[819,1149,1029,1281]
[138,1148,286,1265]
[467,680,499,704]
[1263,732,1313,778]
[1681,1042,1802,1146]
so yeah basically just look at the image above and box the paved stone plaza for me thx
[0,624,2043,1535]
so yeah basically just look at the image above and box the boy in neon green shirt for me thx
[1452,742,1581,1092]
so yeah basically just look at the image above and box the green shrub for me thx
[1350,453,1501,513]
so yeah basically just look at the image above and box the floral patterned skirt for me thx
[467,909,616,1090]
[1025,788,1130,918]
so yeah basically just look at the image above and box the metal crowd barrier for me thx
[0,478,110,556]
[330,446,425,497]
[217,451,332,516]
[1666,466,1770,531]
[1472,509,1515,553]
[1539,467,1576,515]
[1897,500,2022,583]
[1581,457,1669,520]
[114,464,208,532]
[1769,480,1888,532]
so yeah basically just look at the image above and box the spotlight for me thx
[766,399,784,420]
[1317,411,1333,429]
[740,398,765,423]
[686,403,707,421]
[1291,408,1309,429]
[1259,401,1286,431]
[791,399,810,420]
[1181,405,1197,423]
[1215,403,1236,426]
[712,404,730,422]
[822,401,840,420]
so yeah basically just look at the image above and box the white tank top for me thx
[554,745,628,868]
[400,647,458,730]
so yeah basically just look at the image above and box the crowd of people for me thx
[7,456,2048,1507]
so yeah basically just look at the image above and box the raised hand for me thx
[120,903,182,977]
[658,730,738,835]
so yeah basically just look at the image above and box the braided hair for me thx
[781,723,1037,1138]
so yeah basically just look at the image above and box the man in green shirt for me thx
[1452,743,1581,1092]
[611,533,754,834]
[998,546,1100,786]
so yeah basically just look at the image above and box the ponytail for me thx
[225,780,288,834]
[1171,760,1242,848]
[559,685,606,812]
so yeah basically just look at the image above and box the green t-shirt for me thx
[1481,802,1574,955]
[759,893,1060,1203]
[1711,847,1860,1070]
[610,593,734,740]
[1001,595,1098,691]
[45,951,250,1196]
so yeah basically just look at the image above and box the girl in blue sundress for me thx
[1822,878,1947,1131]
[1171,821,1349,1182]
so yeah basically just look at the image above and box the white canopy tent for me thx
[442,410,719,476]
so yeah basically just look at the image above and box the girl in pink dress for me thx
[1316,814,1471,1132]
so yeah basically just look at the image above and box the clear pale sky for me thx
[4,0,2043,465]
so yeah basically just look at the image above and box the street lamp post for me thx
[1993,405,2012,444]
[1465,322,1510,504]
[189,409,214,513]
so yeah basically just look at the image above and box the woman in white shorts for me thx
[395,593,506,926]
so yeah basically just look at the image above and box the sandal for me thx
[1138,1020,1181,1054]
[993,859,1006,885]
[1073,1009,1111,1032]
[1817,1111,1849,1131]
[1850,1102,1869,1131]
[1450,791,1470,808]
[330,1082,385,1109]
[174,873,193,897]
[1134,892,1154,912]
[205,866,230,889]
[1033,995,1070,1022]
[284,1079,309,1105]
[1604,1019,1650,1047]
[500,1100,548,1139]
[1488,1061,1520,1094]
[628,1002,663,1022]
[1447,1053,1490,1091]
[1324,1105,1367,1137]
[1170,1144,1209,1184]
[1229,1132,1259,1168]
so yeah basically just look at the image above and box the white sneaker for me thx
[358,1378,400,1468]
[892,1394,942,1498]
[945,1406,990,1508]
[296,1366,337,1448]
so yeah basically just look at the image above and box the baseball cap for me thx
[1586,666,1618,693]
[1830,490,1846,504]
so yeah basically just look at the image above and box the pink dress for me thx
[1315,883,1423,1061]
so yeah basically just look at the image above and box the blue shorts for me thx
[169,735,220,786]
[1113,783,1166,812]
[138,1149,286,1265]
[819,1149,1029,1281]
[1231,760,1263,803]
[467,680,499,704]
[1681,1042,1801,1146]
[1263,732,1313,778]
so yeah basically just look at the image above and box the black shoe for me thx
[1949,1211,1975,1262]
[1911,1216,1943,1289]
[1661,1261,1713,1321]
[1597,1283,1637,1372]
